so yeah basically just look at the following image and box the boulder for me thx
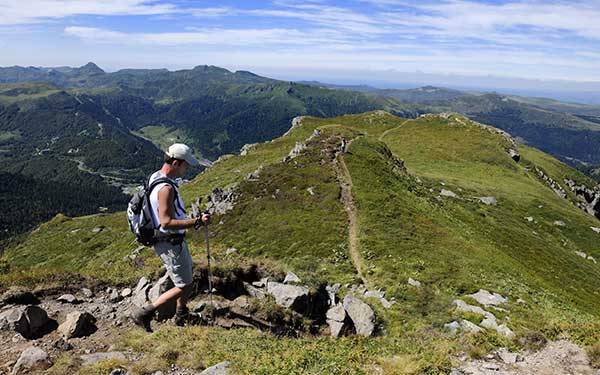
[57,294,79,304]
[12,347,52,374]
[206,187,237,215]
[283,271,301,284]
[553,220,566,227]
[148,274,176,320]
[0,305,49,339]
[343,295,375,337]
[120,288,132,298]
[200,361,231,375]
[266,282,309,313]
[243,282,266,299]
[326,304,347,338]
[92,226,104,234]
[467,289,507,306]
[477,196,497,206]
[132,277,150,307]
[80,352,126,366]
[509,149,520,162]
[58,311,96,339]
[1,288,39,306]
[591,227,600,234]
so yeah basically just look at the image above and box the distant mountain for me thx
[0,63,421,240]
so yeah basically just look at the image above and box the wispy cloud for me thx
[0,0,177,25]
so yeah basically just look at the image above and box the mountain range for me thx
[2,63,600,242]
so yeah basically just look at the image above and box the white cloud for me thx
[0,0,177,25]
[64,26,345,47]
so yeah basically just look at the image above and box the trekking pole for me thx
[203,223,213,306]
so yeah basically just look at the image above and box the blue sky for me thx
[2,0,600,90]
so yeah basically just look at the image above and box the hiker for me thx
[132,143,210,331]
[340,137,347,154]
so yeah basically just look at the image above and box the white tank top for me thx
[148,171,186,234]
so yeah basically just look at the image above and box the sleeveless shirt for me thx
[148,171,186,234]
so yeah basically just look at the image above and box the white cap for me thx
[166,143,199,166]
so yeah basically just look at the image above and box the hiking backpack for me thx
[127,177,181,246]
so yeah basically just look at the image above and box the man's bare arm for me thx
[157,185,197,230]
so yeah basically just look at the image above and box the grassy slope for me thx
[3,112,600,374]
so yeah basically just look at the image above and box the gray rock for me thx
[326,304,346,322]
[459,319,484,334]
[283,141,306,162]
[92,226,104,234]
[81,288,94,298]
[57,294,79,304]
[110,369,129,375]
[80,352,126,366]
[509,149,520,162]
[243,282,266,299]
[477,196,497,206]
[554,220,566,227]
[440,189,458,198]
[328,320,346,338]
[380,298,395,309]
[591,227,600,234]
[148,274,176,320]
[266,282,309,312]
[444,321,461,332]
[0,305,49,339]
[525,216,534,222]
[325,283,341,306]
[283,271,301,284]
[343,295,375,337]
[407,277,421,287]
[12,347,52,374]
[200,361,231,375]
[120,288,132,298]
[497,348,519,364]
[58,311,96,339]
[206,187,238,215]
[109,289,122,303]
[467,289,507,306]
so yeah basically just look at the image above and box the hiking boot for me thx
[131,305,155,332]
[174,306,189,327]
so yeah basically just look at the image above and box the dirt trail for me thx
[334,137,368,287]
[378,119,410,142]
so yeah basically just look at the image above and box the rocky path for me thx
[335,137,369,287]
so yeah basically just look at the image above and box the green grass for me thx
[0,130,21,142]
[5,111,600,373]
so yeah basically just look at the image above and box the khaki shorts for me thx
[154,240,193,288]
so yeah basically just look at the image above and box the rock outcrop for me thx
[343,295,375,337]
[206,187,238,215]
[564,179,600,220]
[266,282,309,313]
